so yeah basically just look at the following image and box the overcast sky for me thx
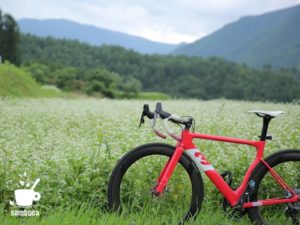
[1,0,299,43]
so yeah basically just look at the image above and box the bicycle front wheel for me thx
[248,149,300,225]
[108,143,204,224]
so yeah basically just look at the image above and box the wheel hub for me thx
[150,183,170,197]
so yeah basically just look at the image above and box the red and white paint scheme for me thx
[185,149,215,172]
[154,129,299,208]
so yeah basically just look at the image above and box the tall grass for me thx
[0,98,299,224]
[0,204,252,225]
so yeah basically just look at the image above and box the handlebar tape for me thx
[155,102,171,119]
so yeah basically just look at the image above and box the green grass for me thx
[0,63,63,98]
[0,205,252,225]
[137,92,170,100]
[0,99,299,224]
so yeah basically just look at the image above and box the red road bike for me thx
[108,103,300,225]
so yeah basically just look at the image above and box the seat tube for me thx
[155,143,184,194]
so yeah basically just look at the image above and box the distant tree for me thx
[23,63,50,84]
[0,10,3,62]
[84,68,121,98]
[173,75,206,99]
[54,67,78,90]
[119,78,142,98]
[0,9,20,65]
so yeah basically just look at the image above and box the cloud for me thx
[1,0,299,43]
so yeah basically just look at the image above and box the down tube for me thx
[185,148,239,205]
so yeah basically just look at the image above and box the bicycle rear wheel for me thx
[108,143,204,224]
[248,149,300,225]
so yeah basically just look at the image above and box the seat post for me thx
[260,116,273,141]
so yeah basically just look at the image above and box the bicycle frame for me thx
[154,129,299,208]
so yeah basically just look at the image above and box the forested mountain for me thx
[20,34,300,102]
[173,5,300,69]
[18,19,180,54]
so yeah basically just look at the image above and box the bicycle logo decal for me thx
[9,172,41,217]
[185,148,215,171]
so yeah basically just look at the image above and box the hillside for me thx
[173,5,300,69]
[19,34,300,102]
[0,63,61,97]
[18,19,180,54]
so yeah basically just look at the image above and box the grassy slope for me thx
[0,63,62,97]
[0,63,166,100]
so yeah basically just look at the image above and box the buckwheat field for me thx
[0,98,299,224]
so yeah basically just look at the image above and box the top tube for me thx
[181,130,266,158]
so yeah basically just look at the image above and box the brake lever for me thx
[139,104,167,139]
[139,113,145,127]
[139,104,154,127]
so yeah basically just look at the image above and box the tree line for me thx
[0,9,20,65]
[20,34,300,102]
[23,63,142,98]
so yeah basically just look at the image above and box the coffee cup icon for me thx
[14,189,41,207]
[10,178,41,207]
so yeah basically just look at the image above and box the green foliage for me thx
[118,78,142,98]
[20,34,300,102]
[0,9,21,65]
[23,63,50,84]
[0,62,62,97]
[23,62,141,98]
[84,68,120,98]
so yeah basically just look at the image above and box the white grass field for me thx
[0,98,299,224]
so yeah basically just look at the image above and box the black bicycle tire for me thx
[107,142,204,224]
[248,149,300,225]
